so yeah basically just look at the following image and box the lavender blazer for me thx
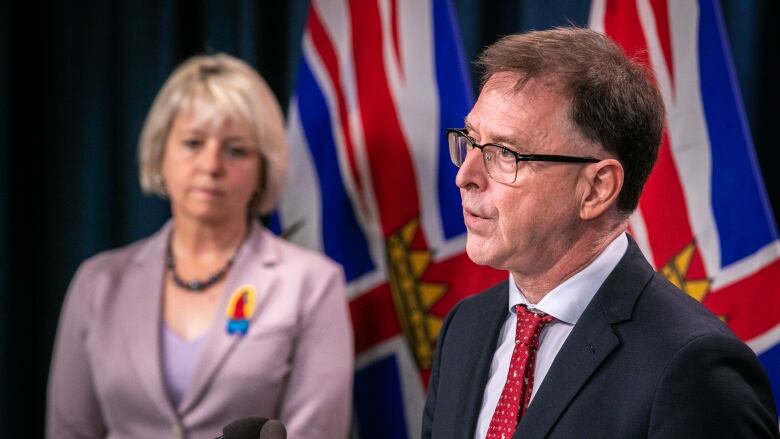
[47,221,354,439]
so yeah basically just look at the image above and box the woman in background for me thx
[47,53,353,439]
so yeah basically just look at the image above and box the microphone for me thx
[215,416,287,439]
[258,419,287,439]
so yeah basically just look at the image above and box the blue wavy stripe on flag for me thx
[434,0,473,240]
[354,355,410,439]
[293,57,375,281]
[698,0,779,267]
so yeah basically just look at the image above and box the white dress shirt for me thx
[474,233,628,439]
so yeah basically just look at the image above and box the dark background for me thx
[1,0,777,435]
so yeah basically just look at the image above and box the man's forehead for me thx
[466,76,563,140]
[482,70,525,89]
[464,111,533,149]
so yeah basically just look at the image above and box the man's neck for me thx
[510,225,626,304]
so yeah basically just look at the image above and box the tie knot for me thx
[515,304,553,319]
[514,305,555,343]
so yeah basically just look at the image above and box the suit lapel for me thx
[121,222,178,420]
[515,237,655,438]
[456,282,510,438]
[515,304,619,438]
[179,223,280,415]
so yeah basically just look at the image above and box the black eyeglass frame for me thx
[446,128,601,183]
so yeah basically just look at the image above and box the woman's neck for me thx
[171,215,249,258]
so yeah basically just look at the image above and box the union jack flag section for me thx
[589,0,780,412]
[278,0,504,437]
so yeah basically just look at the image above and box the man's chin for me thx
[465,241,498,268]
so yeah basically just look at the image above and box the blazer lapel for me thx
[515,304,619,438]
[515,237,655,438]
[179,223,280,415]
[456,282,510,438]
[121,222,178,421]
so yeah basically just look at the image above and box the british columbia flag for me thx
[589,0,780,414]
[277,0,504,437]
[278,0,780,437]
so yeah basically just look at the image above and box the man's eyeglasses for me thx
[447,128,601,184]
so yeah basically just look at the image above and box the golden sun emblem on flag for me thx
[659,241,711,302]
[385,218,447,370]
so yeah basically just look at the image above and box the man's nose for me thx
[455,148,486,189]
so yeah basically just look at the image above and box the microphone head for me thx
[222,416,268,439]
[259,419,287,439]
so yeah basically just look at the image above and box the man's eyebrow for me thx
[489,133,525,148]
[463,123,528,150]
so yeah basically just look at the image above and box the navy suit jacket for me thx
[422,238,779,438]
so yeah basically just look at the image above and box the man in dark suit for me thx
[422,27,779,439]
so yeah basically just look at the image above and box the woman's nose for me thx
[198,140,224,175]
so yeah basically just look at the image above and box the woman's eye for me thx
[225,145,250,158]
[182,139,202,149]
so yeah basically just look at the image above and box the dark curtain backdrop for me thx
[1,0,777,435]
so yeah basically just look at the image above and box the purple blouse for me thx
[162,325,206,407]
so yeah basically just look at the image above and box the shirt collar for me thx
[508,232,628,324]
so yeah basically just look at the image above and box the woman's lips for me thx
[190,187,223,198]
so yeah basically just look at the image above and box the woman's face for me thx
[161,107,261,226]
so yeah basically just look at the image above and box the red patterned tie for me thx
[486,305,555,439]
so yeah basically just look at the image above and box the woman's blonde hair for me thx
[138,53,288,215]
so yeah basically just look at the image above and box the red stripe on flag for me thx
[349,253,506,354]
[704,260,780,342]
[605,0,650,66]
[605,1,697,268]
[349,0,421,237]
[423,254,506,317]
[350,283,401,354]
[637,134,698,267]
[390,0,404,81]
[308,8,364,197]
[649,0,675,91]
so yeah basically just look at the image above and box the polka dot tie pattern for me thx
[485,305,555,439]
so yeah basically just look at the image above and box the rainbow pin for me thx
[225,285,256,336]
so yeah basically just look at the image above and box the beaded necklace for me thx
[165,232,243,292]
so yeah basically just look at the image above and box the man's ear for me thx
[579,159,623,220]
